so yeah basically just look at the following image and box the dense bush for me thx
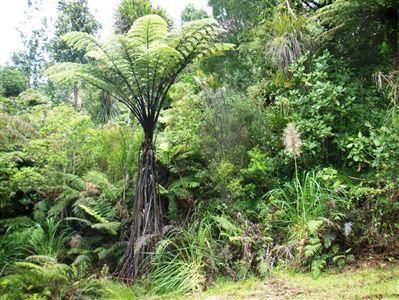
[1,0,399,298]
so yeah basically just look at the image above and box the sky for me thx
[0,0,211,65]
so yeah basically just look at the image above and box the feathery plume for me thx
[283,123,302,156]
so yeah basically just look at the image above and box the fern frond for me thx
[95,241,127,261]
[0,216,34,229]
[24,255,57,264]
[64,217,93,226]
[127,14,169,47]
[211,215,242,237]
[76,204,108,224]
[91,222,121,235]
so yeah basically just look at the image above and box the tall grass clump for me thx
[267,170,347,241]
[150,220,214,295]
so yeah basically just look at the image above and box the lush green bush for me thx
[267,169,353,277]
[0,67,28,98]
[2,1,399,297]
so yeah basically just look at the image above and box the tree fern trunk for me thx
[73,86,81,110]
[386,7,399,70]
[115,138,163,280]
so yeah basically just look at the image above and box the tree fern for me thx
[46,14,232,279]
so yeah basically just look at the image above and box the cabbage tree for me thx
[46,14,232,279]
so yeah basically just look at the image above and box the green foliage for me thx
[268,169,347,241]
[150,201,272,294]
[2,0,399,296]
[267,168,353,276]
[0,255,101,299]
[347,124,399,177]
[0,228,29,276]
[314,0,398,70]
[181,3,209,23]
[150,222,210,295]
[263,9,312,69]
[0,67,28,97]
[99,278,144,299]
[274,51,385,166]
[27,218,69,258]
[51,0,100,64]
[46,15,232,141]
[114,0,172,34]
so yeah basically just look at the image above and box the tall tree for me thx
[46,15,233,279]
[51,0,100,63]
[204,0,279,88]
[208,0,273,39]
[50,0,100,108]
[181,3,209,23]
[114,0,171,34]
[12,0,49,86]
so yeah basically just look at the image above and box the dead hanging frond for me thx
[374,71,399,104]
[134,233,159,255]
[374,71,399,128]
[283,123,302,157]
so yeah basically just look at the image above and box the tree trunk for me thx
[73,86,81,110]
[115,137,163,280]
[386,7,399,70]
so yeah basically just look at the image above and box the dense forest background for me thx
[1,0,399,298]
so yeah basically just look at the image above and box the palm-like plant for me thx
[46,15,232,279]
[264,6,312,69]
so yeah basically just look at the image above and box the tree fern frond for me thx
[127,14,169,47]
